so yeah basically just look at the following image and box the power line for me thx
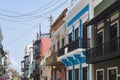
[3,25,38,31]
[0,1,67,22]
[0,0,61,18]
[1,17,47,31]
[4,25,38,48]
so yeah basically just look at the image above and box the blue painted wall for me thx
[68,4,89,27]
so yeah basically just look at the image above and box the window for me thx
[41,70,42,75]
[68,70,72,80]
[75,69,79,80]
[96,69,104,80]
[97,31,103,45]
[75,28,79,40]
[68,33,72,43]
[62,38,64,47]
[53,45,55,53]
[108,67,117,80]
[57,42,60,50]
[118,75,120,80]
[83,67,88,80]
[110,23,117,51]
[97,31,103,56]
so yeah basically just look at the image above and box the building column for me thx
[66,70,68,80]
[72,25,75,41]
[79,19,82,47]
[61,58,72,80]
[88,64,90,80]
[67,57,76,80]
[74,51,86,80]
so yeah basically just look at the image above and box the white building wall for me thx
[25,44,33,64]
[52,22,66,52]
[65,0,94,80]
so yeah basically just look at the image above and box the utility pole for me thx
[48,15,53,37]
[39,24,41,39]
[49,14,53,27]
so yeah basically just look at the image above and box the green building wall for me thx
[94,57,120,80]
[94,0,115,16]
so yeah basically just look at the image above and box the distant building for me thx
[0,27,5,79]
[32,33,51,80]
[9,67,21,80]
[46,8,67,80]
[40,50,51,80]
[21,44,33,79]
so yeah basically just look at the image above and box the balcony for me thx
[33,40,40,59]
[34,53,41,59]
[58,46,67,57]
[86,37,120,63]
[24,55,29,70]
[46,52,57,66]
[57,38,90,57]
[33,47,41,59]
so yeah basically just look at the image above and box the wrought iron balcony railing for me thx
[86,37,120,63]
[57,38,90,57]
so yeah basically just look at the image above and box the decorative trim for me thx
[96,69,104,80]
[107,66,118,80]
[68,4,89,27]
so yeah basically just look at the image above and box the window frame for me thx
[75,27,79,40]
[75,68,79,80]
[68,33,72,43]
[83,67,88,80]
[97,27,104,45]
[110,20,119,37]
[107,66,118,80]
[96,69,104,80]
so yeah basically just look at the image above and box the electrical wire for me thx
[0,0,61,18]
[0,1,67,22]
[4,25,38,48]
[1,17,46,31]
[3,25,38,31]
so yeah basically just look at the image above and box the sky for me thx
[0,0,68,74]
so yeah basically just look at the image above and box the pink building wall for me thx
[41,38,51,56]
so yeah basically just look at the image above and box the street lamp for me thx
[52,65,56,69]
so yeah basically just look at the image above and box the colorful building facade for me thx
[58,0,93,80]
[86,0,120,80]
